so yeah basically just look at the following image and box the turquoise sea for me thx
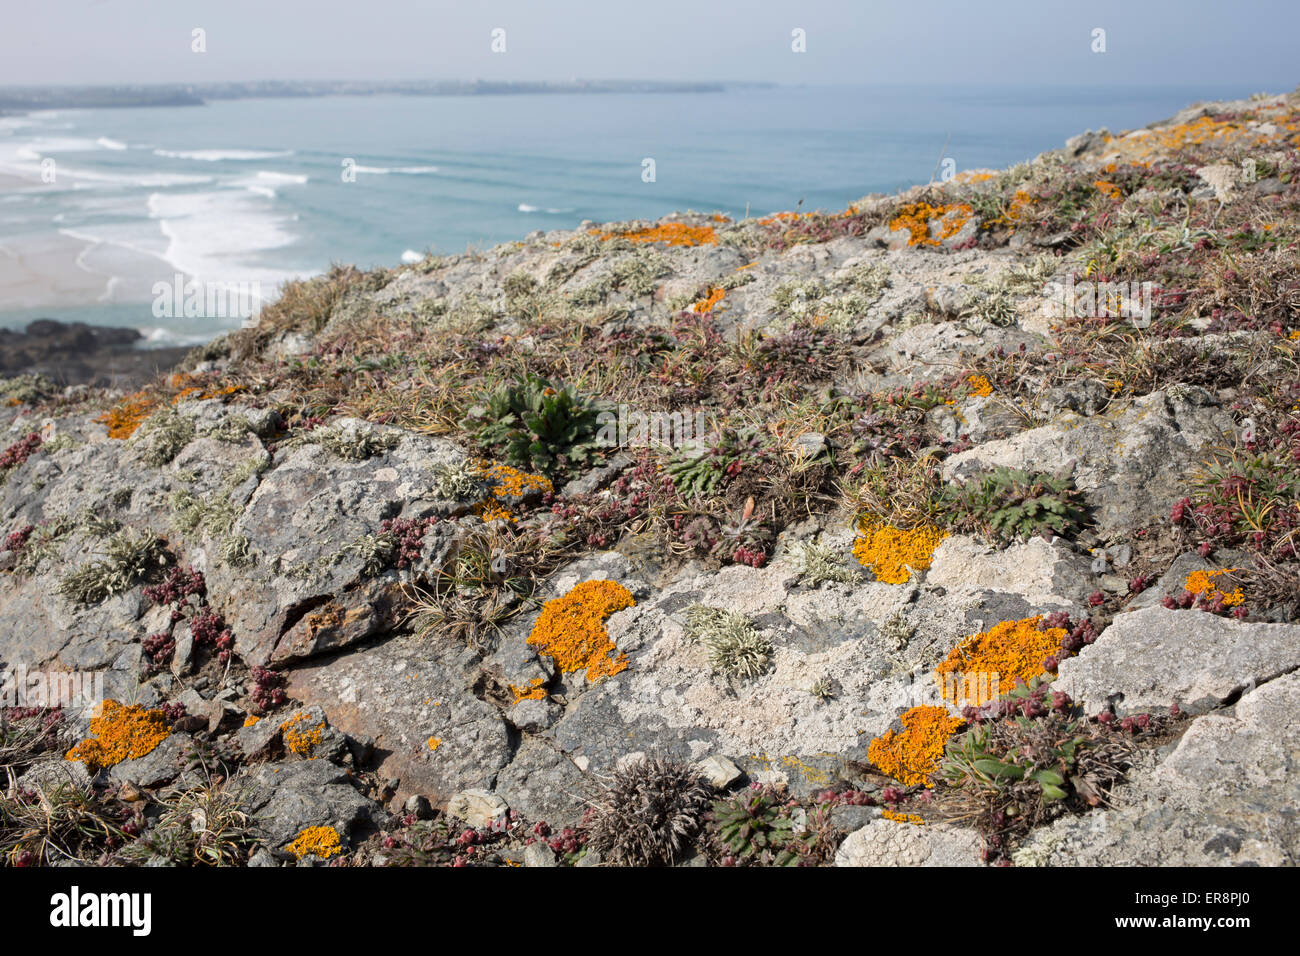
[0,82,1269,342]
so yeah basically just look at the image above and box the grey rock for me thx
[695,754,744,789]
[1054,605,1300,715]
[447,788,508,829]
[523,841,558,867]
[237,757,386,847]
[835,820,982,866]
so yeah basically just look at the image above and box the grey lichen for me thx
[56,527,165,605]
[684,605,773,679]
[790,537,859,586]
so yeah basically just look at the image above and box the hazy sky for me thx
[2,0,1297,89]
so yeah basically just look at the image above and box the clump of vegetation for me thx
[939,690,1147,862]
[790,536,858,586]
[0,432,42,484]
[0,372,57,405]
[584,757,714,866]
[429,458,487,500]
[466,374,604,476]
[56,527,165,604]
[708,784,802,866]
[684,605,772,679]
[942,467,1086,543]
[310,419,400,460]
[119,779,257,866]
[133,408,195,466]
[346,516,438,577]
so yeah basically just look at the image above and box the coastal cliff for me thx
[2,88,1298,867]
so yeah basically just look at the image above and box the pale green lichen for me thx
[56,527,165,604]
[684,605,773,679]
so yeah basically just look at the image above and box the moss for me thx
[527,580,635,682]
[66,700,170,772]
[867,705,965,788]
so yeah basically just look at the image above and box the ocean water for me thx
[0,82,1267,343]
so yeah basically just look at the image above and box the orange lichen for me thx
[280,711,326,757]
[596,222,717,247]
[852,518,946,584]
[427,736,442,751]
[286,825,341,860]
[243,715,261,727]
[1093,180,1122,200]
[1183,569,1244,607]
[97,392,159,439]
[888,202,973,247]
[935,616,1069,705]
[881,809,926,825]
[527,580,635,681]
[510,677,548,703]
[66,700,170,772]
[691,286,726,314]
[867,706,965,788]
[966,373,993,397]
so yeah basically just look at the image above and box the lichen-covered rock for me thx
[1017,671,1300,866]
[1054,605,1300,715]
[834,819,982,866]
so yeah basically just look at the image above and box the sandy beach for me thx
[0,171,168,318]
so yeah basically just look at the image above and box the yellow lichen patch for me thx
[510,677,547,703]
[596,222,717,247]
[867,706,965,788]
[97,391,160,439]
[286,825,341,860]
[427,736,442,752]
[243,715,261,728]
[478,461,552,499]
[935,616,1069,705]
[66,700,170,772]
[852,518,946,584]
[1093,180,1122,200]
[691,286,726,314]
[471,500,514,523]
[966,373,993,398]
[1183,569,1244,607]
[527,580,635,681]
[280,711,326,757]
[888,202,973,247]
[882,809,926,825]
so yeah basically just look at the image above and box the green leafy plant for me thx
[709,785,801,866]
[466,374,603,476]
[942,467,1086,543]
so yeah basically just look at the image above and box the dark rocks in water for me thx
[0,318,190,389]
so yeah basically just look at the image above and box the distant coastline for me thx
[0,79,743,112]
